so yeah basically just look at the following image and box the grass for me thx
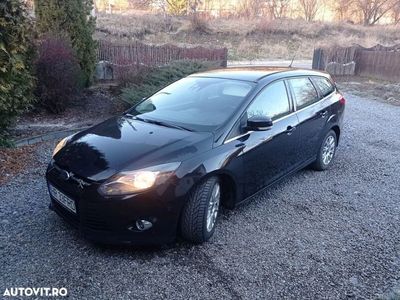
[95,12,400,60]
[0,133,14,148]
[120,60,216,105]
[336,77,400,106]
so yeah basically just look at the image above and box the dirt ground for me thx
[0,144,40,185]
[9,86,127,141]
[336,77,400,106]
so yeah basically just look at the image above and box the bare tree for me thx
[266,0,290,18]
[331,0,356,21]
[355,0,398,25]
[298,0,319,21]
[390,0,400,23]
[237,0,263,18]
[165,0,189,15]
[127,0,153,9]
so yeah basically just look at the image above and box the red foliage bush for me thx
[35,36,83,113]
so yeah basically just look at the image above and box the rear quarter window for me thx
[312,76,335,98]
[288,77,319,110]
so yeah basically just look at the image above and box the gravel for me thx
[1,93,400,299]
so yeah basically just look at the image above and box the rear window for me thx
[313,76,335,98]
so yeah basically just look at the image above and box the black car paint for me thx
[46,68,344,245]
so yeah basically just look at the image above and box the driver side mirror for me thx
[247,115,273,131]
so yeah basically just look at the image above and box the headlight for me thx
[52,137,69,157]
[98,162,181,196]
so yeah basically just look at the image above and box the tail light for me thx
[339,95,346,105]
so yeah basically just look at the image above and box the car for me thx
[46,67,345,245]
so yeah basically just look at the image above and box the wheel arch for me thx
[194,170,238,209]
[330,125,341,145]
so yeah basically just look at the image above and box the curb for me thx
[14,127,89,147]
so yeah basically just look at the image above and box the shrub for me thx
[35,36,83,113]
[188,15,212,34]
[121,60,215,105]
[0,0,36,140]
[167,0,188,15]
[115,63,152,88]
[34,0,97,86]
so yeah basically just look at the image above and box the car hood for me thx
[54,116,214,181]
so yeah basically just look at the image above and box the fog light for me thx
[135,220,153,231]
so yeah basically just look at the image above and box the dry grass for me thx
[95,12,400,60]
[337,77,400,106]
[0,144,39,185]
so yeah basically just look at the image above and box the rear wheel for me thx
[180,177,220,243]
[311,130,337,171]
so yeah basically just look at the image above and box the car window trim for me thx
[224,82,336,145]
[223,78,293,143]
[286,76,320,111]
[310,75,335,99]
[247,79,293,121]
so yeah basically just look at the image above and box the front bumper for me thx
[46,164,185,245]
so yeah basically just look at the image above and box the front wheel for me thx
[180,177,221,244]
[311,130,337,171]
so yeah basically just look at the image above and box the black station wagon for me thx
[46,67,345,245]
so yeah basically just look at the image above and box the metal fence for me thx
[312,44,400,81]
[96,40,228,80]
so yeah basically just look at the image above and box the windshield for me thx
[129,77,255,132]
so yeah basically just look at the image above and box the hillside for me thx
[95,12,400,60]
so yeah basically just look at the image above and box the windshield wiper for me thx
[131,116,194,132]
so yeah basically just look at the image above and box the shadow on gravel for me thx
[64,168,313,256]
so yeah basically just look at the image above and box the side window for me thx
[313,76,335,98]
[289,77,319,110]
[247,81,290,121]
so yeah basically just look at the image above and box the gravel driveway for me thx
[1,93,399,299]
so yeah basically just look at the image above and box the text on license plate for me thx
[49,184,77,214]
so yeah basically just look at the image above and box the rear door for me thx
[287,76,331,163]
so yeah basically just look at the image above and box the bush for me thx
[189,15,212,34]
[34,0,97,86]
[121,60,216,105]
[35,36,83,113]
[0,0,36,138]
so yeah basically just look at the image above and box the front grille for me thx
[52,200,79,228]
[48,165,110,233]
[84,202,109,231]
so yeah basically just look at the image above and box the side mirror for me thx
[247,115,273,131]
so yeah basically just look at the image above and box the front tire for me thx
[312,130,337,171]
[180,177,221,244]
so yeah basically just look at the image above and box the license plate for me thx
[49,184,77,214]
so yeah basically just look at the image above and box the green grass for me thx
[0,135,14,148]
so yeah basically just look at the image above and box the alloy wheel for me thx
[206,183,220,232]
[322,135,335,165]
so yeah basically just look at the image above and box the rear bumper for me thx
[46,165,185,246]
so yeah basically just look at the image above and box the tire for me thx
[180,177,221,244]
[311,130,337,171]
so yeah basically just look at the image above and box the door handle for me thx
[285,125,296,135]
[319,110,328,118]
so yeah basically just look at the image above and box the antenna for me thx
[288,55,295,68]
[288,45,301,68]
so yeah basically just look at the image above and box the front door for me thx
[240,80,301,198]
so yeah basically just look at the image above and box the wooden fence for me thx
[312,44,400,81]
[95,40,228,80]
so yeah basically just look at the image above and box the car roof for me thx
[189,67,331,82]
